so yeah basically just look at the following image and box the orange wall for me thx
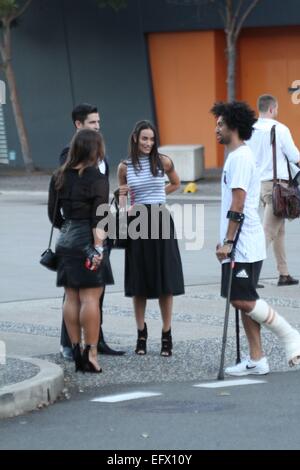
[238,26,300,150]
[148,31,226,169]
[148,27,300,169]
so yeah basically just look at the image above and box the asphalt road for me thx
[1,192,299,302]
[0,372,299,451]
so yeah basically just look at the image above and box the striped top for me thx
[127,155,166,205]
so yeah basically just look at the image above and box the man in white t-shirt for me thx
[247,95,300,287]
[211,101,300,376]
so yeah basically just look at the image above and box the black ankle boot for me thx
[98,327,125,355]
[82,345,102,373]
[72,343,83,372]
[135,323,148,355]
[160,329,172,357]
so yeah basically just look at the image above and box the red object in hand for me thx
[85,258,97,271]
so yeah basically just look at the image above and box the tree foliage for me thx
[0,0,31,22]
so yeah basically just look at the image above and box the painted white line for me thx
[194,378,267,388]
[91,391,162,403]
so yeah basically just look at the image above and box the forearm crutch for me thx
[217,220,243,380]
[235,308,241,364]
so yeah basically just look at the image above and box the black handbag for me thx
[271,125,300,219]
[109,189,129,249]
[40,192,59,271]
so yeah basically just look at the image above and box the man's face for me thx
[76,112,100,131]
[215,116,232,145]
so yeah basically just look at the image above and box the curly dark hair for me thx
[211,101,257,140]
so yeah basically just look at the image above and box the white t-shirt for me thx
[99,160,106,175]
[246,118,300,181]
[220,145,266,263]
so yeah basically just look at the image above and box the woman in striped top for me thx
[117,120,185,357]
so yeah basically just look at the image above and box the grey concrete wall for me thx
[1,0,154,169]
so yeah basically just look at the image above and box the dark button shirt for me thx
[48,167,109,229]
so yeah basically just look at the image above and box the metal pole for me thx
[217,220,244,380]
[235,308,241,364]
[217,257,235,380]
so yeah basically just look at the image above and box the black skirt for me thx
[125,204,184,298]
[55,219,114,288]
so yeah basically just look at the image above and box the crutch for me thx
[217,220,244,380]
[235,308,241,364]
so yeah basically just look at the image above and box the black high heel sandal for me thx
[82,344,102,373]
[72,343,83,372]
[135,323,148,355]
[160,329,172,357]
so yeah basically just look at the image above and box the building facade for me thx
[2,0,300,169]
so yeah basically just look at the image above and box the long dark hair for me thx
[55,129,105,189]
[128,120,163,176]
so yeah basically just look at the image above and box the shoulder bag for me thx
[271,125,300,219]
[40,191,59,270]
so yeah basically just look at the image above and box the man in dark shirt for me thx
[60,103,125,358]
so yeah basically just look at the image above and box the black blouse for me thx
[48,167,109,229]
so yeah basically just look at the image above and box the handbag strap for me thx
[48,191,59,249]
[271,124,293,185]
[284,154,293,185]
[271,125,277,181]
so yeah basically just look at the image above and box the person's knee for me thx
[231,300,255,313]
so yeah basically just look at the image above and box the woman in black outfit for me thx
[48,129,113,373]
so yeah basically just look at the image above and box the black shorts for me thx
[221,261,263,301]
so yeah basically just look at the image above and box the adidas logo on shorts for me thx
[235,269,249,279]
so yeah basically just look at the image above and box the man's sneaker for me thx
[278,275,299,286]
[225,357,270,376]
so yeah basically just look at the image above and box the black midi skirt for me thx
[125,204,184,299]
[55,219,114,288]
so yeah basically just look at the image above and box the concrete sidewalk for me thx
[1,168,300,419]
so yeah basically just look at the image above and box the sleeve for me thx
[280,126,300,164]
[229,154,252,193]
[59,147,69,166]
[91,175,110,229]
[47,176,64,229]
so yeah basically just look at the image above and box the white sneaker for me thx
[225,357,270,376]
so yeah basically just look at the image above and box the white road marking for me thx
[194,378,267,388]
[91,391,162,403]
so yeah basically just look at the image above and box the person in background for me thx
[117,120,184,357]
[59,103,125,359]
[247,94,300,287]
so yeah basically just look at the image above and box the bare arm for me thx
[161,155,180,194]
[117,162,129,208]
[216,188,246,262]
[225,188,246,240]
